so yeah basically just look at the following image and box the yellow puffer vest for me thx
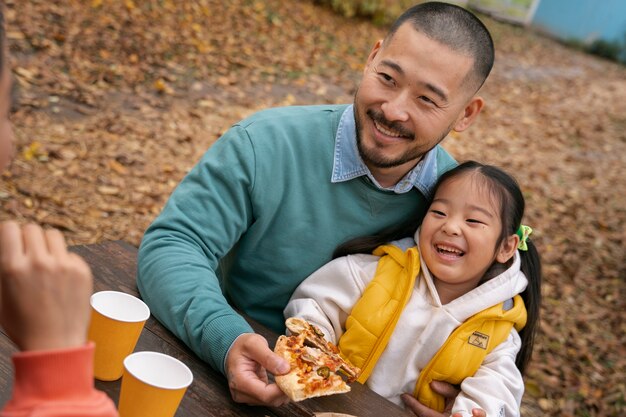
[338,244,527,412]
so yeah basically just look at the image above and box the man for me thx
[138,2,492,416]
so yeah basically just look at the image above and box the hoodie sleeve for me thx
[451,330,524,417]
[1,343,118,417]
[283,253,379,343]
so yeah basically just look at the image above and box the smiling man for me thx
[137,2,493,416]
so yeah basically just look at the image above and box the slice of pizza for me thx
[274,317,361,402]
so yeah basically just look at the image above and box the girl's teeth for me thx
[436,245,463,255]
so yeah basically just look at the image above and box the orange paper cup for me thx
[87,291,150,381]
[118,351,193,417]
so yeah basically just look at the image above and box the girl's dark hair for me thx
[334,161,541,375]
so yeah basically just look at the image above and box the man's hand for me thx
[401,381,486,417]
[225,333,291,407]
[452,410,486,417]
[0,221,93,351]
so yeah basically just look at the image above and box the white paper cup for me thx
[118,351,193,417]
[87,291,150,381]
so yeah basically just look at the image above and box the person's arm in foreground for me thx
[0,221,118,417]
[137,127,288,406]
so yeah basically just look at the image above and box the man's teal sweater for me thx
[137,104,455,373]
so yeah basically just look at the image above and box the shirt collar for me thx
[331,104,440,198]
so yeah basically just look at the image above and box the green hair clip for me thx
[516,225,533,251]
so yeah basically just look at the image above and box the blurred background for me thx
[1,1,625,415]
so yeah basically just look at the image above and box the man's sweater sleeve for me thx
[0,343,118,417]
[137,125,256,374]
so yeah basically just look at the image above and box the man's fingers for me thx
[451,409,486,417]
[471,409,486,417]
[244,337,290,375]
[430,380,461,399]
[400,392,420,409]
[401,393,435,417]
[230,376,288,407]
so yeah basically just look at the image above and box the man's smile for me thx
[367,109,414,142]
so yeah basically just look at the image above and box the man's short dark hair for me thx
[387,2,494,92]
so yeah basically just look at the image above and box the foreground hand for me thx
[225,333,290,407]
[401,381,486,417]
[0,221,93,351]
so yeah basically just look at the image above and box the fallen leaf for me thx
[97,186,120,196]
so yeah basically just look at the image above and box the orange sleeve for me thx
[1,342,118,417]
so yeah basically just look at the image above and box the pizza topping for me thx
[300,346,322,364]
[317,366,330,379]
[285,317,360,382]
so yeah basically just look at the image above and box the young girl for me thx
[284,161,541,417]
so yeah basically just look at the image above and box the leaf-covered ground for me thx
[2,1,625,415]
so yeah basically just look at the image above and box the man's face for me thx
[0,65,14,172]
[354,23,477,178]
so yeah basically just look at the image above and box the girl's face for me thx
[0,64,14,172]
[419,172,517,301]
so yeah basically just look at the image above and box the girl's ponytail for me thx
[516,239,542,374]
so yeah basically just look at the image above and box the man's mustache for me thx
[366,109,414,139]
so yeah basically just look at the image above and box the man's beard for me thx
[353,103,450,169]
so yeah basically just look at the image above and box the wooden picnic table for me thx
[0,240,414,417]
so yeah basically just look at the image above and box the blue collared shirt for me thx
[331,105,440,199]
